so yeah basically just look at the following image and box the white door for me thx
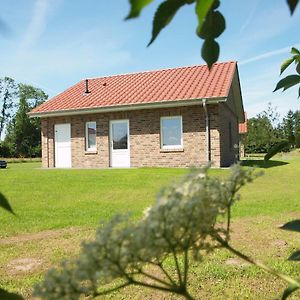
[54,123,71,168]
[110,120,130,168]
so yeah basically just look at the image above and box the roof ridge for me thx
[84,61,237,81]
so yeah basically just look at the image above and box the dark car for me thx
[0,160,7,169]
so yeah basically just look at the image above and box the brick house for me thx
[29,61,245,168]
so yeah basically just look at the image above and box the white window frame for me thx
[85,121,97,151]
[160,116,183,149]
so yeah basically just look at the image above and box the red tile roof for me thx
[30,61,237,115]
[239,112,248,134]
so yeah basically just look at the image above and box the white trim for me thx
[54,123,72,168]
[109,119,130,167]
[160,116,183,150]
[28,98,226,118]
[85,121,97,151]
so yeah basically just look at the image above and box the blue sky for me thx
[0,0,299,118]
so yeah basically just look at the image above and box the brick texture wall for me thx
[41,104,226,168]
[218,89,240,167]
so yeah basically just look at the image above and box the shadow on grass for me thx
[241,160,289,169]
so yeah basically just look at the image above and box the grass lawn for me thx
[0,152,300,299]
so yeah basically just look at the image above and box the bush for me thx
[0,142,11,158]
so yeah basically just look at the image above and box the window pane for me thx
[87,122,96,149]
[112,123,128,149]
[162,117,181,146]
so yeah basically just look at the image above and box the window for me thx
[111,121,128,150]
[160,116,183,149]
[85,121,96,151]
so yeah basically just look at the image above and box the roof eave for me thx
[28,97,227,118]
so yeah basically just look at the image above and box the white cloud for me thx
[20,0,50,50]
[239,0,262,34]
[1,26,133,96]
[237,3,297,45]
[240,44,300,66]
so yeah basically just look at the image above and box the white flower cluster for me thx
[34,164,257,300]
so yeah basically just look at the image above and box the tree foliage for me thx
[280,219,300,297]
[2,84,48,158]
[245,107,300,154]
[264,140,290,162]
[245,104,286,153]
[282,110,300,147]
[0,77,18,139]
[245,116,274,153]
[274,47,300,98]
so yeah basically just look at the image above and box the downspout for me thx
[47,118,50,168]
[202,99,211,163]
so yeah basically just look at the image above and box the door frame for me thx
[54,123,72,168]
[109,119,130,168]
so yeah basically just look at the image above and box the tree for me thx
[295,111,300,147]
[245,116,275,153]
[0,77,18,139]
[283,110,296,145]
[4,84,48,157]
[282,110,300,148]
[244,104,285,153]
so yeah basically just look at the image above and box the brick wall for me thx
[41,104,223,168]
[218,89,240,167]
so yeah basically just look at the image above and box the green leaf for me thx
[264,140,290,162]
[125,0,154,20]
[287,0,299,15]
[201,38,219,69]
[288,250,300,261]
[148,0,187,46]
[0,288,24,300]
[212,0,220,9]
[197,10,226,39]
[195,0,215,32]
[273,75,300,92]
[280,57,295,74]
[280,220,300,232]
[296,62,300,74]
[291,47,300,55]
[0,192,15,215]
[282,283,299,300]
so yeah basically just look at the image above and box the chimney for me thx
[85,79,90,94]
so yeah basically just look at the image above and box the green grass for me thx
[0,151,300,299]
[1,153,299,237]
[0,164,190,237]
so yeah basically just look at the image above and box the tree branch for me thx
[183,249,189,287]
[156,262,178,287]
[131,279,195,300]
[139,269,173,288]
